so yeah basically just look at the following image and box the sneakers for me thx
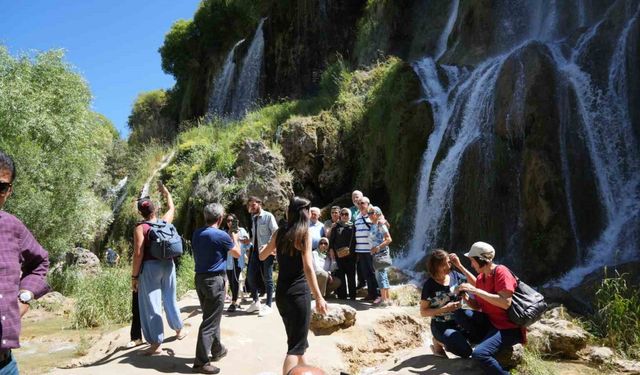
[125,339,143,349]
[372,297,382,305]
[258,305,273,317]
[192,363,220,374]
[246,300,261,313]
[227,304,237,313]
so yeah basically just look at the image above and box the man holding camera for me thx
[191,203,241,374]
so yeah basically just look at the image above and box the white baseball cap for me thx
[464,241,495,261]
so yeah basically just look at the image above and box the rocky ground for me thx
[13,285,637,375]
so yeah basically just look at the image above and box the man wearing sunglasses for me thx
[0,150,50,373]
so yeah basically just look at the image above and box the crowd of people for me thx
[0,147,524,375]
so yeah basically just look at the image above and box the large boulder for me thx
[234,140,294,218]
[527,307,590,359]
[310,303,357,335]
[65,247,101,275]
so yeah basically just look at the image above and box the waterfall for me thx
[140,152,175,199]
[206,39,245,120]
[434,0,459,61]
[398,56,506,268]
[111,176,129,213]
[552,4,640,288]
[230,18,266,119]
[402,0,640,289]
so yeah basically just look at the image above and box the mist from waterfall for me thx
[401,0,640,288]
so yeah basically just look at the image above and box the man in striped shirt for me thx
[351,196,379,302]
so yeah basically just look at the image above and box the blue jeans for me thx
[375,267,389,289]
[473,327,523,375]
[138,260,184,345]
[248,254,274,306]
[431,310,474,358]
[0,353,18,375]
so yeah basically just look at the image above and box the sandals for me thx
[140,343,162,356]
[125,339,143,349]
[176,329,190,340]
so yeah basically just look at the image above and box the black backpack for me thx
[143,220,183,260]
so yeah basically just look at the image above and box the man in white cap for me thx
[454,242,524,375]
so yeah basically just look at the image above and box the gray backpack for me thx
[143,220,183,259]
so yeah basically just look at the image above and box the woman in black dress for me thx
[260,196,328,375]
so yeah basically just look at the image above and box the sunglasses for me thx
[359,202,368,206]
[367,211,375,215]
[340,212,349,216]
[319,242,328,245]
[0,182,11,194]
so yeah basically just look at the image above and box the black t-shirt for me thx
[421,271,466,322]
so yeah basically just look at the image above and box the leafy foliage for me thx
[0,46,118,256]
[588,272,640,359]
[72,267,131,328]
[128,89,176,145]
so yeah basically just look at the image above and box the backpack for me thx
[143,220,183,260]
[493,266,548,327]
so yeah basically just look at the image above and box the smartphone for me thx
[231,219,239,233]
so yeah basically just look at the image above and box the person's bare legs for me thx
[283,354,306,375]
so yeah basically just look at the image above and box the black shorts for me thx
[276,291,311,355]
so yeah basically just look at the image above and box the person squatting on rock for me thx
[0,150,50,374]
[420,249,474,358]
[190,203,241,374]
[330,208,357,300]
[131,184,187,355]
[312,237,341,297]
[258,196,328,375]
[246,196,278,317]
[454,242,526,375]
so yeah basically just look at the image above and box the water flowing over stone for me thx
[110,176,128,213]
[230,18,266,119]
[434,0,459,61]
[401,0,640,288]
[205,39,245,120]
[140,152,175,198]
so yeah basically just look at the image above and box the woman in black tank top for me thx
[259,196,328,375]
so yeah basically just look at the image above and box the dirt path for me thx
[45,290,477,375]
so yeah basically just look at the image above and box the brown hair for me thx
[426,249,449,277]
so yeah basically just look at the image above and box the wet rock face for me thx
[234,140,294,218]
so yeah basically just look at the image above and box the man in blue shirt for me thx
[309,207,324,249]
[191,203,241,374]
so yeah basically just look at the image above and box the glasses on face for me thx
[367,211,375,215]
[359,202,368,206]
[319,242,328,246]
[226,219,234,222]
[340,212,349,216]
[0,182,11,194]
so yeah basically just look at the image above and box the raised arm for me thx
[159,183,175,223]
[301,232,328,315]
[450,254,476,286]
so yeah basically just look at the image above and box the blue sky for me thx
[1,0,201,138]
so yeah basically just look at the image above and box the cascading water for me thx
[401,0,640,288]
[434,0,459,61]
[205,39,245,120]
[230,18,266,119]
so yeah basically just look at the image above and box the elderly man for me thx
[309,207,324,250]
[191,203,241,374]
[0,150,50,373]
[353,196,379,301]
[246,196,278,317]
[349,190,363,221]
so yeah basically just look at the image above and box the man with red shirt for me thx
[455,242,524,375]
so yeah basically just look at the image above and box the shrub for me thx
[176,252,196,298]
[47,265,84,297]
[72,268,131,328]
[515,347,556,375]
[588,272,640,359]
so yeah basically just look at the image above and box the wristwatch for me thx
[18,290,34,304]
